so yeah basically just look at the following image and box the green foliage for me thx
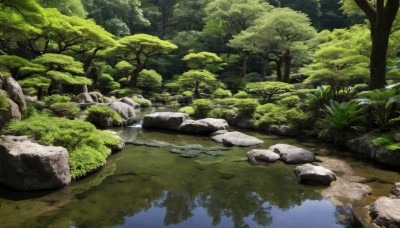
[182,52,223,71]
[236,99,259,116]
[179,70,217,96]
[234,91,248,99]
[132,96,152,108]
[193,99,213,117]
[278,95,301,108]
[213,98,240,106]
[87,105,122,126]
[355,89,400,130]
[318,101,364,143]
[212,88,232,99]
[5,115,123,179]
[44,95,71,105]
[97,74,120,93]
[178,106,195,116]
[137,69,162,91]
[373,131,400,151]
[0,93,10,110]
[208,108,236,121]
[49,102,80,118]
[245,82,294,103]
[182,91,193,97]
[307,86,333,112]
[254,103,286,126]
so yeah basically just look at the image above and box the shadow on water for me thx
[0,123,399,227]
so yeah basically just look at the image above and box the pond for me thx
[0,112,399,228]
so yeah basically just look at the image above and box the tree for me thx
[182,52,222,71]
[302,46,369,101]
[179,70,216,97]
[0,55,40,78]
[140,0,177,38]
[170,0,210,32]
[105,34,177,87]
[37,0,87,17]
[32,53,91,94]
[341,0,400,89]
[245,81,293,103]
[229,8,317,81]
[137,69,162,92]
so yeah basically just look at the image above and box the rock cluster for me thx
[0,74,26,127]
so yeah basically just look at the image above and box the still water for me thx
[0,122,399,227]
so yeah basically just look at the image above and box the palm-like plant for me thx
[354,89,400,131]
[318,100,364,143]
[307,86,333,114]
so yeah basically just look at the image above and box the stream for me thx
[0,108,399,227]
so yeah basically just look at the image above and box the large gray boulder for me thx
[3,76,26,113]
[143,112,189,131]
[109,101,137,125]
[294,164,336,185]
[268,125,297,136]
[0,136,71,190]
[247,149,280,164]
[88,92,104,103]
[178,118,229,134]
[74,92,94,104]
[121,97,140,109]
[269,144,315,164]
[370,197,400,228]
[392,183,400,197]
[347,131,400,168]
[211,130,263,147]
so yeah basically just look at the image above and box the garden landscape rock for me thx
[294,164,336,185]
[211,130,263,147]
[247,149,280,164]
[74,92,95,104]
[370,197,400,228]
[178,118,229,134]
[143,112,189,131]
[121,97,140,108]
[269,144,315,164]
[2,76,26,112]
[0,135,71,190]
[109,101,137,125]
[392,182,400,197]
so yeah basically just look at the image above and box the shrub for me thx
[5,115,123,179]
[49,102,80,118]
[236,99,259,116]
[255,104,286,126]
[137,69,162,92]
[307,86,333,113]
[44,95,71,105]
[213,98,239,106]
[234,91,248,99]
[212,88,232,99]
[182,91,193,97]
[115,88,142,98]
[278,95,301,108]
[373,131,400,151]
[193,99,213,117]
[132,96,152,107]
[0,93,10,110]
[208,108,236,121]
[87,105,122,126]
[245,81,294,103]
[179,106,195,116]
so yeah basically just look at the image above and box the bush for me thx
[49,102,80,118]
[132,96,152,107]
[236,99,259,116]
[213,98,240,106]
[208,108,236,121]
[0,93,10,110]
[373,131,400,151]
[115,88,142,98]
[278,95,301,108]
[5,115,123,179]
[255,104,286,126]
[179,106,195,116]
[87,105,122,126]
[234,91,248,99]
[44,95,71,105]
[182,91,193,97]
[212,88,232,99]
[193,99,213,117]
[137,69,162,92]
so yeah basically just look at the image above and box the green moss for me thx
[0,93,10,110]
[179,106,195,116]
[132,96,152,107]
[44,95,71,105]
[5,115,123,179]
[373,131,400,151]
[87,105,122,125]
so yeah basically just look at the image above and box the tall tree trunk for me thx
[194,81,200,98]
[275,60,282,82]
[241,50,248,77]
[261,58,268,79]
[354,0,399,89]
[282,49,292,83]
[129,69,140,88]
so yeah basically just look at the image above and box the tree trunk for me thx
[275,60,282,82]
[241,50,248,77]
[194,81,200,98]
[129,69,140,88]
[282,49,292,83]
[261,58,268,78]
[369,26,390,89]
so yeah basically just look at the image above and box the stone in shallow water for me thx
[370,197,400,228]
[294,164,336,185]
[211,131,263,147]
[269,144,315,164]
[178,118,229,134]
[247,149,280,165]
[142,112,189,131]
